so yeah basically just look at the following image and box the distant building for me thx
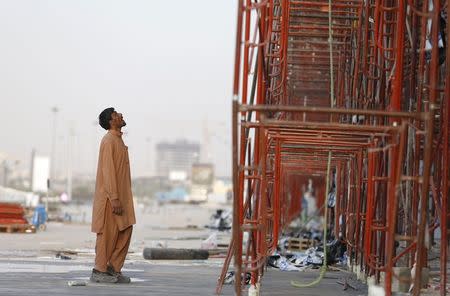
[155,139,200,178]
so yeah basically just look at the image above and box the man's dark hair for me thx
[99,107,115,130]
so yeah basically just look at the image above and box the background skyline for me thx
[0,0,236,178]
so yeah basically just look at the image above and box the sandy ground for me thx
[0,202,232,256]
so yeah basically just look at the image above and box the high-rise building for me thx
[155,139,200,178]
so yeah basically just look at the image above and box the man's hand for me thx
[110,199,123,215]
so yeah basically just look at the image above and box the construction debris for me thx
[55,252,73,260]
[223,271,251,285]
[67,281,87,287]
[205,209,231,231]
[200,232,218,250]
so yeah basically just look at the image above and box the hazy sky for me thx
[0,1,236,178]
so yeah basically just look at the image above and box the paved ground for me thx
[0,257,366,296]
[0,241,371,296]
[0,258,230,296]
[261,268,365,296]
[0,204,369,295]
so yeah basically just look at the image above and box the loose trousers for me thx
[94,200,133,273]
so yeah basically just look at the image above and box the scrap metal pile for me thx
[217,0,449,295]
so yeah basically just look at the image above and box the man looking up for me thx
[90,107,136,284]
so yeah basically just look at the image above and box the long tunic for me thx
[91,130,136,233]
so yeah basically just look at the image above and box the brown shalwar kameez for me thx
[92,130,136,273]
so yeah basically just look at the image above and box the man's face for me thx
[110,111,126,129]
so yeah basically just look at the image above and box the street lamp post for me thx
[50,106,59,185]
[67,127,74,202]
[146,137,151,176]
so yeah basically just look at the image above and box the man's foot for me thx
[90,269,118,283]
[107,265,131,284]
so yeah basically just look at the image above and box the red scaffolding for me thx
[218,1,450,295]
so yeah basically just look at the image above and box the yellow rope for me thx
[291,151,332,288]
[291,0,335,288]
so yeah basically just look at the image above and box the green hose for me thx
[291,151,332,288]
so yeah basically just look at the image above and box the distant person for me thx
[90,107,136,284]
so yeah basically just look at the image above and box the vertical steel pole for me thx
[232,101,242,296]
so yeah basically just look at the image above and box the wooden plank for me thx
[0,224,36,233]
[288,238,316,251]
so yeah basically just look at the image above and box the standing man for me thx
[90,107,136,284]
